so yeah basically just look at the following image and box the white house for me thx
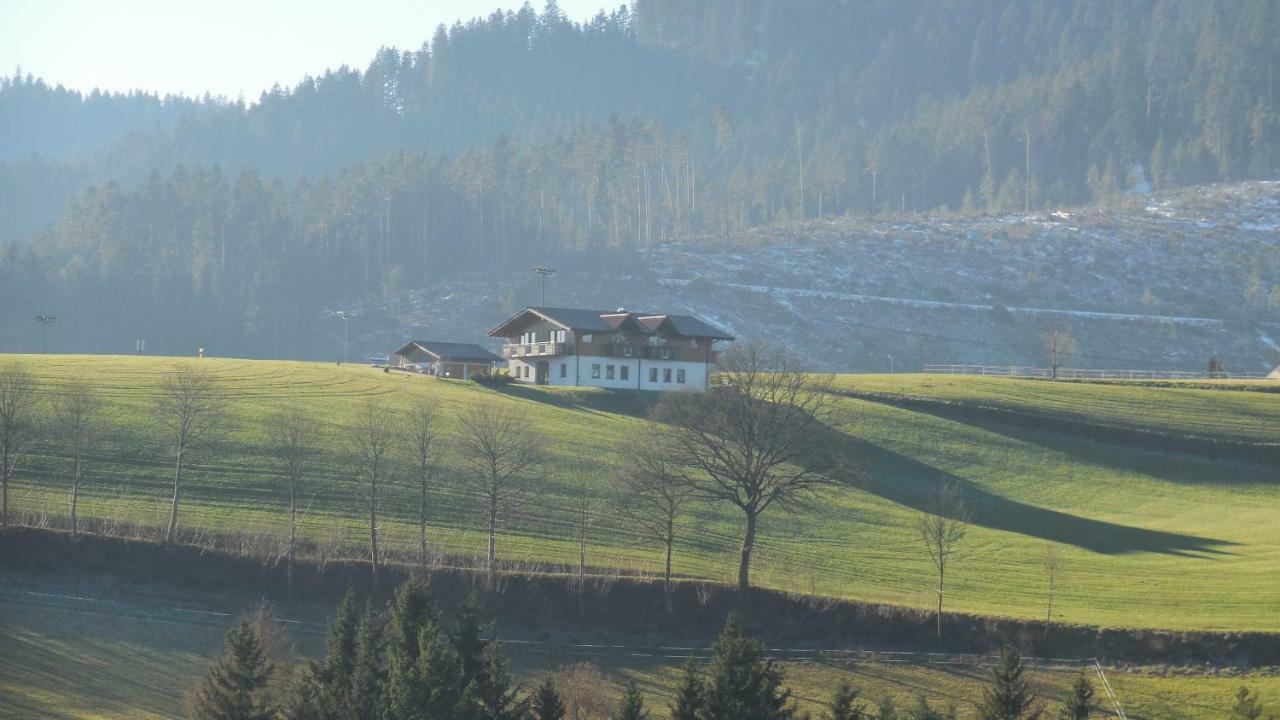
[487,307,734,391]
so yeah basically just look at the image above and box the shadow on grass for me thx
[811,422,1236,558]
[487,383,658,418]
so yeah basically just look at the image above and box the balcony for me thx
[501,342,567,358]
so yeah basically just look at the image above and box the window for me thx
[582,333,593,343]
[606,365,615,380]
[649,367,658,383]
[663,368,672,383]
[690,338,699,348]
[677,369,686,384]
[623,344,633,357]
[592,364,601,379]
[620,366,630,381]
[560,363,567,378]
[660,348,670,359]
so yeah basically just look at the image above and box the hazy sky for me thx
[2,0,607,99]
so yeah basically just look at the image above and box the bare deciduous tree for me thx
[458,402,544,590]
[616,418,695,612]
[272,403,318,596]
[0,363,38,533]
[916,478,970,639]
[53,379,100,539]
[1044,544,1062,636]
[406,397,438,572]
[157,364,225,544]
[1044,329,1078,379]
[349,399,395,589]
[571,474,594,594]
[658,342,838,593]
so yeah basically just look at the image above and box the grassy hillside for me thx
[5,356,1280,631]
[2,572,1277,720]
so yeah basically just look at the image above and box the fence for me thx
[922,364,1278,381]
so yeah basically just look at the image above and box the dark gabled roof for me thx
[489,306,734,341]
[395,341,499,363]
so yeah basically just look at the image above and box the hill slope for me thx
[5,355,1278,632]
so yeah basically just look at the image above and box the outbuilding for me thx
[392,341,500,380]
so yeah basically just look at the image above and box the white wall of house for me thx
[508,356,709,391]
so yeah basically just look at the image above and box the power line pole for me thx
[33,315,56,354]
[531,267,556,306]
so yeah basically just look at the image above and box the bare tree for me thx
[916,479,970,639]
[1044,544,1062,636]
[406,397,438,572]
[349,399,395,589]
[572,476,594,591]
[53,379,100,539]
[616,418,696,612]
[272,403,318,596]
[0,363,38,533]
[156,364,225,544]
[1044,329,1078,379]
[658,342,838,593]
[457,402,544,589]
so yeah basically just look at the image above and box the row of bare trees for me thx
[0,347,995,633]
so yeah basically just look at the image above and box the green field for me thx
[4,356,1280,631]
[2,572,1277,720]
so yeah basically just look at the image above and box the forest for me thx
[1,0,1277,357]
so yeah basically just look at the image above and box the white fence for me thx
[921,364,1278,381]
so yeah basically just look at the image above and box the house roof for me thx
[394,341,500,363]
[488,307,734,341]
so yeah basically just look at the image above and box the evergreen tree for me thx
[670,660,704,720]
[386,580,466,720]
[280,664,327,720]
[532,678,567,720]
[190,619,276,720]
[1058,674,1094,720]
[976,645,1041,720]
[349,602,387,720]
[823,682,865,720]
[614,681,649,720]
[454,594,491,691]
[321,588,360,712]
[470,642,529,720]
[699,612,792,720]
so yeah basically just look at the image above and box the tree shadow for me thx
[485,383,658,418]
[809,422,1237,558]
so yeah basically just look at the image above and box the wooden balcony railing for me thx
[501,342,567,358]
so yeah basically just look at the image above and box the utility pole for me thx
[33,315,56,354]
[335,311,350,364]
[531,267,556,306]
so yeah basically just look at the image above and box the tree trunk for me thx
[664,522,674,614]
[2,446,9,533]
[486,492,498,590]
[936,566,945,639]
[70,453,81,539]
[166,446,183,544]
[418,474,427,572]
[369,468,379,591]
[288,480,297,598]
[737,509,757,594]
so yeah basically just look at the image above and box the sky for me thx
[1,0,607,99]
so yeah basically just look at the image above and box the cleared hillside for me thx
[5,355,1280,631]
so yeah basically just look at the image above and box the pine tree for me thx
[670,660,704,720]
[454,593,491,692]
[532,678,567,720]
[321,588,360,712]
[614,681,649,720]
[470,642,529,720]
[699,612,792,720]
[279,663,326,720]
[349,602,387,720]
[387,580,462,720]
[191,619,276,720]
[977,645,1041,720]
[823,682,865,720]
[1058,674,1094,720]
